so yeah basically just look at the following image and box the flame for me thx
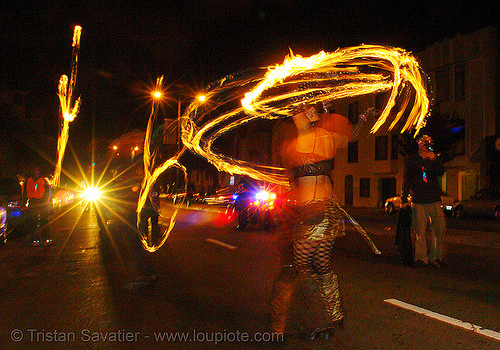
[242,45,429,135]
[180,45,430,189]
[53,25,82,187]
[136,44,430,251]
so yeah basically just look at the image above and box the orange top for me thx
[26,177,46,199]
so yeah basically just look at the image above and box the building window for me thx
[348,141,358,163]
[348,102,358,124]
[454,64,466,101]
[375,135,388,160]
[391,134,399,159]
[435,67,451,102]
[360,177,370,198]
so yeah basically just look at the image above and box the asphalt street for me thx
[0,202,499,349]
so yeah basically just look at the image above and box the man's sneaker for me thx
[31,240,41,246]
[44,239,53,246]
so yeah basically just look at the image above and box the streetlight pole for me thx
[173,93,207,191]
[176,93,206,153]
[145,78,164,176]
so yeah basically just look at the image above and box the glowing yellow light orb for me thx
[81,186,101,202]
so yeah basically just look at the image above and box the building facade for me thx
[326,26,499,207]
[225,27,498,207]
[332,26,499,206]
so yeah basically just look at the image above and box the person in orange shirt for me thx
[24,165,52,246]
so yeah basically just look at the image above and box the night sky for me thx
[0,0,497,168]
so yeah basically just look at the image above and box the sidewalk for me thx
[344,206,500,249]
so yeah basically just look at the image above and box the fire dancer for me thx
[270,102,353,339]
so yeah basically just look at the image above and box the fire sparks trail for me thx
[183,44,430,187]
[54,25,82,187]
[136,76,188,251]
[241,45,430,135]
[138,44,430,251]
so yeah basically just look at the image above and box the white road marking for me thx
[206,238,237,250]
[384,299,500,342]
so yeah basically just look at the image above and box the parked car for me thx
[205,194,233,206]
[172,191,187,205]
[453,188,500,220]
[0,177,25,238]
[205,187,234,206]
[385,193,458,216]
[172,186,198,206]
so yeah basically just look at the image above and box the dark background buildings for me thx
[0,0,498,179]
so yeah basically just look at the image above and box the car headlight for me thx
[255,191,270,200]
[81,186,101,202]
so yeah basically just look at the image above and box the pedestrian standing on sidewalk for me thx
[401,135,446,268]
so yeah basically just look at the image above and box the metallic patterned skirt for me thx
[293,197,346,241]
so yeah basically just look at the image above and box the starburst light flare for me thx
[54,25,82,187]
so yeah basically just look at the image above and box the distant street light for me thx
[153,91,162,99]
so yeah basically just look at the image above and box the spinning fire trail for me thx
[137,76,188,251]
[138,44,430,251]
[53,25,82,188]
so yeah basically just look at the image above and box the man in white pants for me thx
[401,135,446,268]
